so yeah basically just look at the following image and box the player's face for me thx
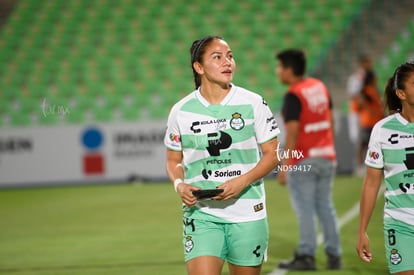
[196,39,236,87]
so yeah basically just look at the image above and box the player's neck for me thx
[199,83,231,105]
[400,107,414,123]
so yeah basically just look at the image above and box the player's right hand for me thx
[177,183,199,208]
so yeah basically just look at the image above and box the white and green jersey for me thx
[365,113,414,226]
[165,85,280,223]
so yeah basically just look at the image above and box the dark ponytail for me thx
[384,76,401,113]
[385,62,414,113]
[190,35,222,89]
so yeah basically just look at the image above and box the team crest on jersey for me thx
[230,112,245,130]
[184,236,194,253]
[390,249,402,265]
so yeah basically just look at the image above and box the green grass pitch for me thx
[0,176,388,274]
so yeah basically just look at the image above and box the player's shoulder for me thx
[234,85,260,97]
[373,113,402,130]
[170,90,197,113]
[233,85,265,104]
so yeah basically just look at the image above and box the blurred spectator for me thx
[347,54,375,175]
[352,70,384,176]
[275,49,342,271]
[357,61,414,274]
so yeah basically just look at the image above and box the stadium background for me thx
[1,0,413,187]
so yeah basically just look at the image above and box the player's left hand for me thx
[215,177,249,200]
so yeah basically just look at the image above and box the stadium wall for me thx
[0,121,167,187]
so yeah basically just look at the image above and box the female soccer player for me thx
[164,35,279,275]
[357,62,414,274]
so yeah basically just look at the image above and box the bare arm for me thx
[356,166,383,263]
[166,149,184,183]
[277,120,299,185]
[330,109,335,142]
[216,137,279,200]
[166,149,199,207]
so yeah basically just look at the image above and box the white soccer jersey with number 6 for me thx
[365,113,414,226]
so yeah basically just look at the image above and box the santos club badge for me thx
[185,236,194,253]
[230,112,245,130]
[390,249,402,265]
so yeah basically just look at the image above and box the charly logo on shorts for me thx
[230,112,245,130]
[390,249,402,265]
[185,236,194,253]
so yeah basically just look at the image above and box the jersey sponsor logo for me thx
[266,116,275,123]
[201,168,241,179]
[387,133,414,145]
[388,133,399,144]
[398,182,414,193]
[206,158,232,165]
[403,171,414,178]
[206,131,232,156]
[266,115,278,132]
[214,169,241,177]
[203,159,232,179]
[201,169,212,179]
[190,122,201,133]
[230,112,245,131]
[404,147,414,170]
[190,119,227,134]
